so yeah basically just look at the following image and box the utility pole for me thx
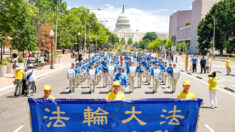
[55,0,58,51]
[212,17,215,56]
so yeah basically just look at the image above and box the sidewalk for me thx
[0,53,91,93]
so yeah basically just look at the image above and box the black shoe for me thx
[14,93,17,96]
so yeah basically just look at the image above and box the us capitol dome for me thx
[113,5,146,43]
[115,5,132,32]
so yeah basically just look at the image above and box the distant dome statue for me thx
[115,5,132,32]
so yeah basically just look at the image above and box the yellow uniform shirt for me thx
[40,95,56,99]
[208,77,218,91]
[107,91,125,100]
[15,70,25,80]
[226,60,230,67]
[177,91,196,99]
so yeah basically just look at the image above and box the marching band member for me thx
[113,66,128,93]
[102,62,109,88]
[163,61,168,85]
[172,63,180,92]
[108,61,115,91]
[95,61,102,84]
[167,63,173,88]
[136,62,144,88]
[151,63,161,93]
[129,61,136,92]
[75,62,81,88]
[67,63,76,92]
[145,61,152,85]
[88,63,97,93]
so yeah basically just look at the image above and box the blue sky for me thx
[63,0,194,33]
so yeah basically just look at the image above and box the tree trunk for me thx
[220,49,223,56]
[23,50,24,58]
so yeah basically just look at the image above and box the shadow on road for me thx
[99,91,109,94]
[145,91,154,94]
[201,106,213,109]
[163,91,174,94]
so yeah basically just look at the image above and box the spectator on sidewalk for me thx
[14,65,25,96]
[25,64,36,96]
[62,47,65,54]
[191,55,198,73]
[226,57,231,75]
[185,56,189,71]
[208,72,218,109]
[40,85,55,99]
[200,57,206,74]
[206,57,210,73]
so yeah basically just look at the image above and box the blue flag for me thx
[28,98,202,132]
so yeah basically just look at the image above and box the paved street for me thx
[0,55,234,132]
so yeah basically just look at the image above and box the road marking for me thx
[205,124,215,132]
[181,72,235,97]
[14,125,24,132]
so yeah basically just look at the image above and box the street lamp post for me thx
[50,30,54,69]
[210,15,216,56]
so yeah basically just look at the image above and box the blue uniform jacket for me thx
[113,73,127,87]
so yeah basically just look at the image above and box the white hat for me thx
[28,64,33,68]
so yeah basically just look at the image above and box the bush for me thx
[0,59,9,66]
[18,57,25,63]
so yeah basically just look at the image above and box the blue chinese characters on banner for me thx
[28,98,202,132]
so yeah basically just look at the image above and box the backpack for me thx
[67,69,75,79]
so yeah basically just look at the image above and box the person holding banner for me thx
[136,62,144,88]
[67,63,76,93]
[177,80,196,99]
[40,85,55,99]
[113,66,127,92]
[151,63,161,93]
[172,63,180,92]
[108,61,115,91]
[129,61,136,92]
[89,63,97,93]
[107,81,125,100]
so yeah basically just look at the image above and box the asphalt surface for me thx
[0,56,235,132]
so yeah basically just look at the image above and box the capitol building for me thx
[112,6,146,43]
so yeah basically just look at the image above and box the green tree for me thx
[11,2,38,54]
[120,38,126,45]
[127,38,133,45]
[198,0,235,55]
[165,37,173,50]
[147,38,161,51]
[139,39,150,49]
[142,32,158,41]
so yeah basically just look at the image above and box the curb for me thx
[0,65,69,93]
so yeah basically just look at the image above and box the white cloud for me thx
[92,4,169,33]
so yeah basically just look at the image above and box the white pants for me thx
[209,90,217,107]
